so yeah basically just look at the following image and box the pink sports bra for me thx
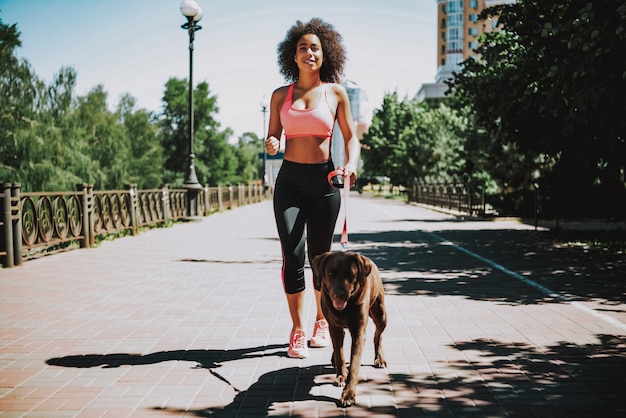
[280,83,335,140]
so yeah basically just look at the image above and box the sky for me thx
[1,0,438,140]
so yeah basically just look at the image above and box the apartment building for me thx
[418,0,515,101]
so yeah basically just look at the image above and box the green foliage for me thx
[447,0,626,217]
[159,77,192,185]
[1,17,261,192]
[361,93,469,187]
[1,18,38,184]
[116,94,163,189]
[158,77,245,186]
[236,131,264,184]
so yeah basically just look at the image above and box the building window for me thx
[468,41,478,51]
[448,27,461,40]
[469,27,478,37]
[470,0,478,9]
[469,14,479,23]
[448,0,463,13]
[447,40,463,54]
[448,53,463,66]
[448,13,463,27]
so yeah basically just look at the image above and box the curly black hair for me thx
[277,18,347,83]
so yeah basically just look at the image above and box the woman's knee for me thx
[283,266,306,294]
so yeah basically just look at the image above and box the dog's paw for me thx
[334,375,346,387]
[339,388,356,407]
[374,357,387,368]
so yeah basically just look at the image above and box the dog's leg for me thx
[339,323,367,407]
[329,325,347,387]
[370,297,387,368]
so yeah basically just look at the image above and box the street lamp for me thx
[260,97,268,192]
[180,0,203,215]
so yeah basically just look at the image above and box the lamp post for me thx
[259,97,268,192]
[180,0,203,216]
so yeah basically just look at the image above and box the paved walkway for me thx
[1,192,625,417]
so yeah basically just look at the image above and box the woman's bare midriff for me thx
[283,136,331,164]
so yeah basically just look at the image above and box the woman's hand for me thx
[265,136,280,156]
[343,164,358,187]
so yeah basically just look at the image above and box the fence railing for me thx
[407,181,485,216]
[1,182,267,268]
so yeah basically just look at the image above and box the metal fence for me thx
[1,182,266,268]
[407,181,485,216]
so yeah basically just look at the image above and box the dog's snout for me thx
[331,285,347,300]
[330,284,349,311]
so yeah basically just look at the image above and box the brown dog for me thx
[312,251,387,407]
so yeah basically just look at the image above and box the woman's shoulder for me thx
[272,84,292,99]
[325,82,348,99]
[274,83,292,92]
[270,84,291,106]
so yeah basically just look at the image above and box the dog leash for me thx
[340,171,349,251]
[328,167,350,251]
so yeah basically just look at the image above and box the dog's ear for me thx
[312,252,332,289]
[355,253,373,281]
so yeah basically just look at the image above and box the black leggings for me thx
[273,160,341,294]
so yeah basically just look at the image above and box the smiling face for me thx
[294,33,324,73]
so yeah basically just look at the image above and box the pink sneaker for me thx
[310,319,330,348]
[288,330,308,358]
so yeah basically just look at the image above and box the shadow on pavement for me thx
[153,366,329,417]
[386,333,626,416]
[58,335,622,417]
[342,228,625,306]
[46,344,289,370]
[154,365,405,417]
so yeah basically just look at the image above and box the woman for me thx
[265,18,360,358]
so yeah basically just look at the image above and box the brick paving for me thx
[1,192,624,417]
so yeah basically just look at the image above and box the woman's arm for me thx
[265,87,287,156]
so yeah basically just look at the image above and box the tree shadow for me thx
[339,228,625,306]
[436,228,626,304]
[384,333,626,417]
[135,334,625,417]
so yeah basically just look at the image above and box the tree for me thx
[39,66,76,124]
[68,85,129,189]
[191,81,238,185]
[447,0,626,217]
[116,94,163,189]
[0,18,41,185]
[0,19,92,191]
[159,77,238,186]
[361,92,413,186]
[235,131,263,184]
[361,93,468,188]
[2,17,260,192]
